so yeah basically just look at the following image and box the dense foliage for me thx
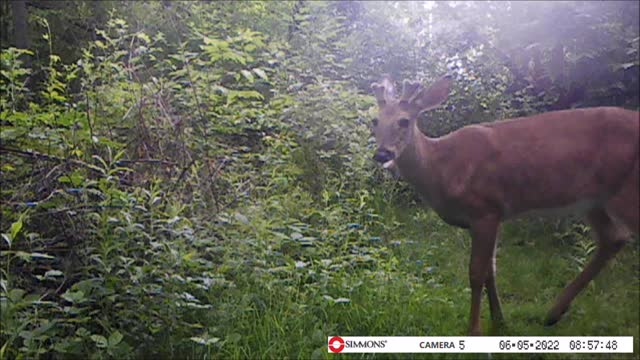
[1,1,638,359]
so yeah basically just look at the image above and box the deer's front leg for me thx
[468,217,500,336]
[485,239,505,334]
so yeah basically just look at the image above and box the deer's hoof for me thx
[544,316,560,327]
[490,320,508,335]
[468,328,483,336]
[544,306,569,327]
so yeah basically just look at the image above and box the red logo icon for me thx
[328,336,345,353]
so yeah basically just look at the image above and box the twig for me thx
[166,12,208,136]
[85,93,96,151]
[219,180,254,212]
[37,204,127,217]
[115,159,177,166]
[170,158,197,192]
[0,145,105,174]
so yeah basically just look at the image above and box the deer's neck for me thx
[395,124,439,199]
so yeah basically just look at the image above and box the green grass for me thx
[194,205,639,359]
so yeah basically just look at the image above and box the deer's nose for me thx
[373,148,395,164]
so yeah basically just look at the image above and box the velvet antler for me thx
[371,74,396,106]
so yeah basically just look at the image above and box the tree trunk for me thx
[11,0,29,50]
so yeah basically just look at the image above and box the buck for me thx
[370,75,639,335]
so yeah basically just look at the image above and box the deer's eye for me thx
[398,118,410,128]
[371,118,378,126]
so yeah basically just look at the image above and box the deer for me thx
[370,74,639,336]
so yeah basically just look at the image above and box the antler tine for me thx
[371,74,396,106]
[400,79,423,103]
[381,74,396,101]
[371,82,387,105]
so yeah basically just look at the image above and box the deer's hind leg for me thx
[544,207,629,326]
[606,158,639,234]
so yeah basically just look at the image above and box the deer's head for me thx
[370,75,453,169]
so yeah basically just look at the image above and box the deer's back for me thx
[435,107,639,219]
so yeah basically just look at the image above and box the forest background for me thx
[1,1,639,359]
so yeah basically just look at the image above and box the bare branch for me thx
[0,146,105,174]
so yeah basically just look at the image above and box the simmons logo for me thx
[328,337,388,353]
[328,336,345,353]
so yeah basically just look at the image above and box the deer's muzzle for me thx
[373,148,395,168]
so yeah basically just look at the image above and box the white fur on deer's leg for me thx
[485,240,505,333]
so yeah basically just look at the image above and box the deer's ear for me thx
[409,75,452,113]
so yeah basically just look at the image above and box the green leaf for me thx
[108,331,123,347]
[227,333,242,344]
[227,90,264,105]
[334,298,351,304]
[76,328,91,337]
[234,213,249,224]
[58,171,85,186]
[8,288,25,303]
[1,234,11,247]
[61,290,86,304]
[253,68,268,81]
[91,334,108,348]
[136,32,151,44]
[12,251,54,262]
[44,270,64,278]
[240,69,254,82]
[113,18,127,27]
[190,336,220,346]
[9,218,23,242]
